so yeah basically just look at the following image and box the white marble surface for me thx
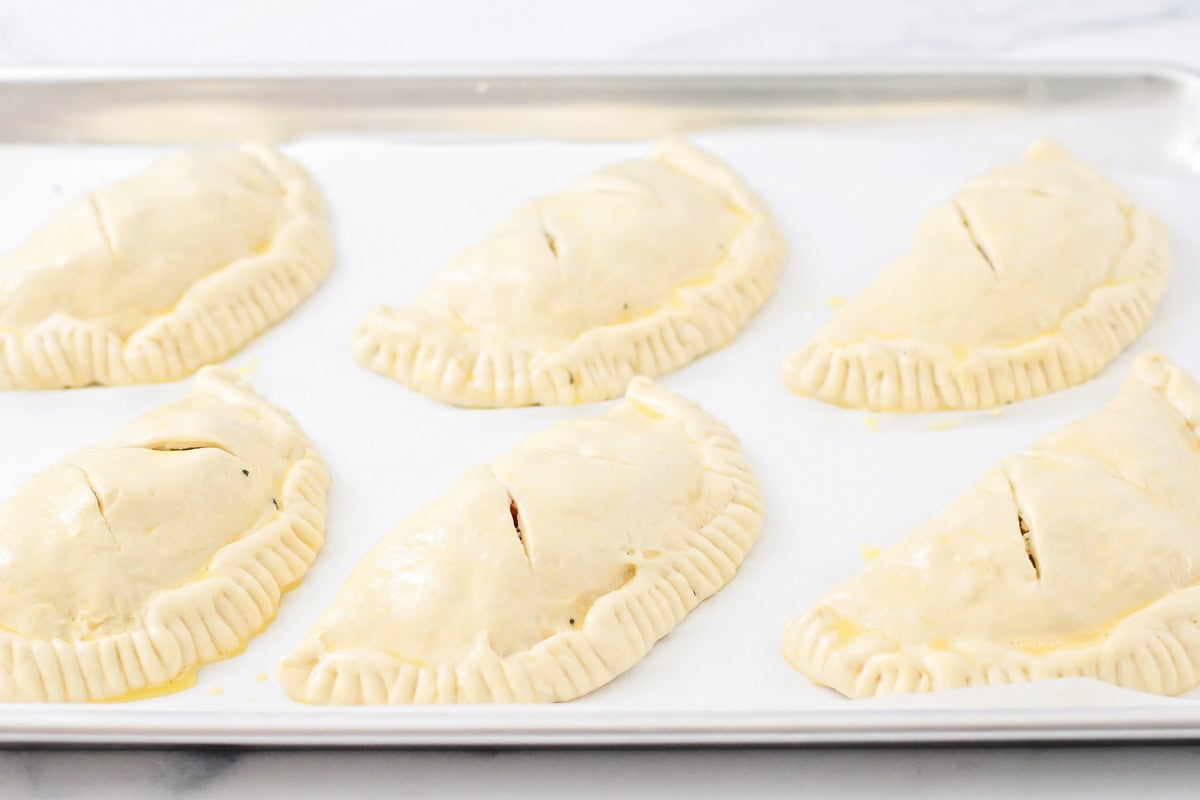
[3,745,1200,799]
[3,0,1200,797]
[0,0,1199,66]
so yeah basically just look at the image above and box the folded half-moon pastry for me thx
[784,353,1200,697]
[353,138,783,407]
[0,144,333,389]
[0,367,329,701]
[782,141,1169,411]
[280,377,761,703]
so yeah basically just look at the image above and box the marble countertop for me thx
[3,1,1200,797]
[2,0,1199,66]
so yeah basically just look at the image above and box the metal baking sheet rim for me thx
[3,707,1200,746]
[1,62,1200,747]
[0,58,1197,79]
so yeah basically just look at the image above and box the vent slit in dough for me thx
[353,137,784,407]
[279,377,761,704]
[1004,470,1040,580]
[0,367,330,702]
[77,466,118,549]
[0,144,333,389]
[141,441,237,457]
[782,140,1169,411]
[783,353,1200,698]
[503,487,533,569]
[86,194,121,265]
[951,200,997,277]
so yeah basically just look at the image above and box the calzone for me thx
[353,138,783,407]
[782,141,1169,411]
[784,353,1200,698]
[280,377,761,703]
[0,367,329,701]
[0,144,333,389]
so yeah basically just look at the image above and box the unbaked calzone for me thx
[353,138,783,407]
[0,367,329,701]
[280,377,761,703]
[782,141,1169,411]
[783,353,1200,697]
[0,144,333,389]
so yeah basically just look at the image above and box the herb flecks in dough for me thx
[783,353,1200,698]
[782,140,1170,411]
[353,138,783,407]
[0,144,333,390]
[279,377,762,704]
[0,367,330,702]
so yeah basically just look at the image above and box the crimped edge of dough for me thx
[781,352,1200,698]
[0,367,331,702]
[351,137,784,408]
[0,144,334,390]
[278,376,763,704]
[781,203,1170,412]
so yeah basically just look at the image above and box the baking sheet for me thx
[1,66,1200,745]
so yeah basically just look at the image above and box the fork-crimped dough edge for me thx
[781,353,1200,698]
[0,367,331,702]
[0,144,334,390]
[351,138,784,408]
[279,376,763,704]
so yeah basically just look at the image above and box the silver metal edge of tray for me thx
[0,60,1197,145]
[2,706,1200,747]
[1,62,1199,746]
[0,59,1196,79]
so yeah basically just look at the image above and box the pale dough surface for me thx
[0,144,333,389]
[354,137,783,407]
[782,140,1170,411]
[280,377,762,704]
[783,352,1200,698]
[0,367,330,702]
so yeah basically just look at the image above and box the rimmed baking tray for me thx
[1,63,1199,746]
